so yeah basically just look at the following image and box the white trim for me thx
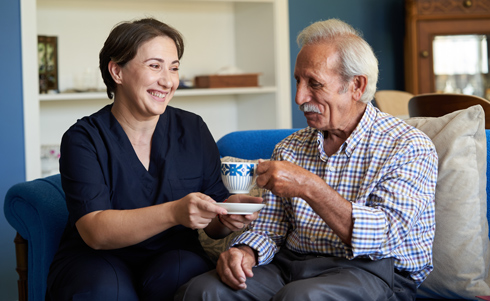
[273,0,292,128]
[21,0,41,180]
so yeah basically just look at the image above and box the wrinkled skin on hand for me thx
[256,159,313,199]
[255,159,354,245]
[217,245,256,290]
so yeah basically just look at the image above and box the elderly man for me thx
[175,18,437,301]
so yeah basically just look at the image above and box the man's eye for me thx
[310,81,322,88]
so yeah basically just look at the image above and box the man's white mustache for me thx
[299,103,321,114]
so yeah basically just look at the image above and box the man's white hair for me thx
[297,19,378,104]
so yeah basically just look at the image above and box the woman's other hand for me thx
[172,192,227,230]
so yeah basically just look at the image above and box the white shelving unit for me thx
[21,0,291,179]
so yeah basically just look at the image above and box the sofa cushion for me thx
[405,105,490,299]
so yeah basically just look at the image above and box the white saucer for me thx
[216,203,265,215]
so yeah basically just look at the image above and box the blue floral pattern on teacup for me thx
[221,162,256,194]
[221,163,255,176]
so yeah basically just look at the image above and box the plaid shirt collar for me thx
[315,102,375,158]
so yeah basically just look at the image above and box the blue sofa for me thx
[4,128,490,301]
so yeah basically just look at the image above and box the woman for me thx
[46,18,261,300]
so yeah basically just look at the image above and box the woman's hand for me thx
[217,194,263,231]
[172,192,227,230]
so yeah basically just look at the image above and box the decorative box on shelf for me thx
[194,73,261,88]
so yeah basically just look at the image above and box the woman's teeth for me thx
[150,91,165,99]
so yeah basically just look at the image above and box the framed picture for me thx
[38,35,58,93]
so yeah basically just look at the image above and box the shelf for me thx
[38,86,277,101]
[38,0,274,3]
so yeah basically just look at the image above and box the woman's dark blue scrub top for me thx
[55,104,229,255]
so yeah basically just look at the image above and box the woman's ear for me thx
[108,61,122,84]
[352,75,367,101]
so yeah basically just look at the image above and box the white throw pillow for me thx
[405,105,490,299]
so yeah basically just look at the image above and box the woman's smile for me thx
[149,90,168,100]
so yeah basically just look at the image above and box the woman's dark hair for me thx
[99,18,184,99]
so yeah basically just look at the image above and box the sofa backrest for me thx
[217,129,300,160]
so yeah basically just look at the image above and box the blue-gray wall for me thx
[0,0,405,299]
[0,0,26,300]
[289,0,406,128]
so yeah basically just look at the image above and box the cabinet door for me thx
[417,18,490,94]
[404,0,490,95]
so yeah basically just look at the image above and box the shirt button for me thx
[310,236,316,242]
[328,166,334,172]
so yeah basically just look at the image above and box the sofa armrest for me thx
[3,174,67,301]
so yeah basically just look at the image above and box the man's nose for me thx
[295,83,310,105]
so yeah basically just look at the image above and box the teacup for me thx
[221,161,257,194]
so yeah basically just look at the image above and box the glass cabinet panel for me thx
[404,0,490,95]
[433,34,489,98]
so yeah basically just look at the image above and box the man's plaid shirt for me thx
[231,103,438,286]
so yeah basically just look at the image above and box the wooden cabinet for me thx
[404,0,490,95]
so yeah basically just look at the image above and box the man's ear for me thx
[352,75,367,101]
[108,61,123,84]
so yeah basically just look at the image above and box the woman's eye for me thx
[150,64,161,69]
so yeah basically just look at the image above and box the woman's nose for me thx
[158,70,173,88]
